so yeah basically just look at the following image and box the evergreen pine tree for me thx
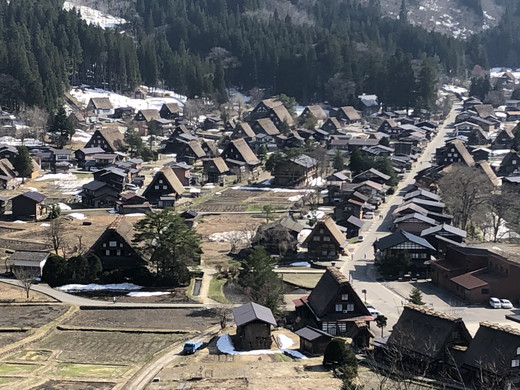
[13,146,33,183]
[409,286,425,305]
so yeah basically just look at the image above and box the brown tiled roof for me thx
[98,126,127,151]
[229,139,260,165]
[255,118,280,136]
[304,105,327,120]
[322,117,342,130]
[304,217,347,249]
[270,104,294,126]
[450,269,489,289]
[187,140,206,158]
[307,267,370,319]
[451,140,475,167]
[387,304,472,360]
[138,109,161,122]
[474,104,496,119]
[261,98,283,109]
[162,102,181,113]
[210,157,229,174]
[89,97,113,110]
[475,160,501,186]
[234,122,255,138]
[339,106,361,121]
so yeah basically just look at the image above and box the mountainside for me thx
[368,0,505,39]
[3,0,520,111]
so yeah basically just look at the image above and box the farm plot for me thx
[0,332,28,349]
[0,305,67,328]
[0,283,55,303]
[29,380,116,390]
[36,331,185,364]
[193,189,252,212]
[64,308,219,331]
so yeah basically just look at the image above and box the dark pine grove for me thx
[1,0,520,111]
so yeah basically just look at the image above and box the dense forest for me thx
[2,0,520,112]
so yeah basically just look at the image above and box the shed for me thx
[9,250,49,276]
[233,302,276,351]
[295,326,333,355]
[11,191,47,220]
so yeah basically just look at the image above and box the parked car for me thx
[364,212,375,219]
[489,297,502,309]
[366,305,382,317]
[357,236,364,242]
[500,299,513,309]
[183,340,203,355]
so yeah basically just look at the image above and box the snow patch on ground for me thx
[58,203,72,211]
[71,129,92,143]
[36,173,91,196]
[277,334,294,349]
[57,283,143,292]
[21,186,38,192]
[70,86,187,113]
[124,213,146,217]
[232,186,314,193]
[40,223,50,227]
[36,173,77,181]
[216,334,306,358]
[288,195,303,202]
[68,213,87,220]
[63,1,127,29]
[209,230,254,243]
[288,262,311,267]
[127,291,170,297]
[13,220,27,224]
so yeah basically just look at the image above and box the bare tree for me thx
[13,267,40,299]
[17,107,49,144]
[46,218,67,256]
[212,304,233,329]
[438,166,492,230]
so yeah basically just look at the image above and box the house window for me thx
[516,346,520,355]
[105,250,110,256]
[513,160,517,165]
[109,241,117,247]
[159,179,163,183]
[102,243,106,248]
[155,185,159,189]
[163,185,168,190]
[341,294,349,301]
[481,288,489,294]
[322,250,328,255]
[116,250,121,256]
[346,304,355,312]
[313,236,320,241]
[338,322,347,333]
[512,359,520,368]
[335,304,342,312]
[323,236,331,242]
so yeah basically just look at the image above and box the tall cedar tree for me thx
[238,246,284,315]
[13,146,33,183]
[133,209,201,286]
[49,107,74,148]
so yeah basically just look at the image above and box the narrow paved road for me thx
[340,102,460,328]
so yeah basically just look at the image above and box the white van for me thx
[489,297,501,309]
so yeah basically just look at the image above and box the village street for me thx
[340,101,520,335]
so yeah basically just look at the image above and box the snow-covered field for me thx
[35,173,92,196]
[70,86,187,113]
[63,1,126,29]
[216,334,306,359]
[209,230,255,243]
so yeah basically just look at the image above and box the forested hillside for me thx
[3,0,520,112]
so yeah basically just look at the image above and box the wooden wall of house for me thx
[236,322,272,351]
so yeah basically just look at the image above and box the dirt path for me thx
[198,267,218,305]
[122,324,221,390]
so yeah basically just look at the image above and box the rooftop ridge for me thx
[326,266,349,284]
[480,321,520,336]
[405,303,462,322]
